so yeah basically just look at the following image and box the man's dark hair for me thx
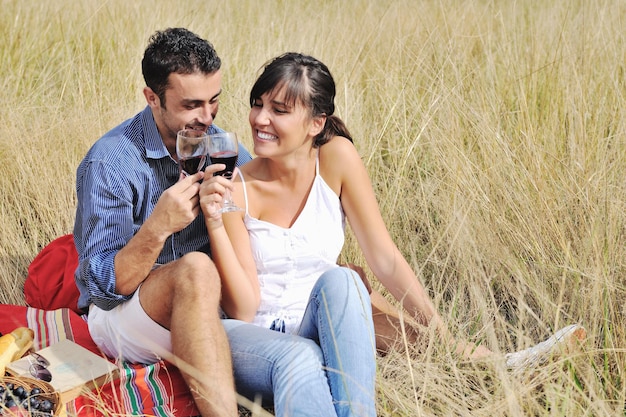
[142,28,221,106]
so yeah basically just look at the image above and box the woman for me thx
[200,52,585,415]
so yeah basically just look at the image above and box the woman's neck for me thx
[260,148,317,185]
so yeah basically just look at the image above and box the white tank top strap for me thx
[238,170,250,214]
[315,149,320,176]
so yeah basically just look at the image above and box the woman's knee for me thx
[315,267,372,312]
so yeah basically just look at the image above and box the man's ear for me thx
[309,115,326,137]
[143,87,160,108]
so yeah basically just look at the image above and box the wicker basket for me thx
[0,376,61,416]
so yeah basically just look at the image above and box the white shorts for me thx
[88,286,172,364]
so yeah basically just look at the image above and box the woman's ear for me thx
[309,115,326,137]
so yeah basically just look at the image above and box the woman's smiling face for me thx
[249,86,320,158]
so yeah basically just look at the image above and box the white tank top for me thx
[240,155,345,334]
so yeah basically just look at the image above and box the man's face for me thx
[145,70,222,158]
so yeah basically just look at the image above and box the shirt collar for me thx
[141,106,171,160]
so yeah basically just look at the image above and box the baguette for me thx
[0,327,34,375]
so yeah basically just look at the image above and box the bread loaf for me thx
[0,327,34,375]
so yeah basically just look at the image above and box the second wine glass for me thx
[208,131,243,213]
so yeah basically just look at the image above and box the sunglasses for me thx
[29,352,52,382]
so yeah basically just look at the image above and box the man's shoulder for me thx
[82,111,146,162]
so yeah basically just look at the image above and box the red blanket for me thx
[0,305,199,416]
[8,234,200,416]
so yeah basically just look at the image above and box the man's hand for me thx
[148,171,205,238]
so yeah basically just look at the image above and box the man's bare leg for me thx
[139,252,237,417]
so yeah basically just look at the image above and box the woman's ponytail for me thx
[315,115,353,147]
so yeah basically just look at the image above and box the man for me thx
[73,28,247,416]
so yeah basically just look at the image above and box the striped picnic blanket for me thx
[0,304,199,417]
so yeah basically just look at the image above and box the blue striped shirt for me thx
[73,106,252,311]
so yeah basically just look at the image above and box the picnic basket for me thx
[0,375,61,416]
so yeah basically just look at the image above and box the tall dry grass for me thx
[1,0,626,415]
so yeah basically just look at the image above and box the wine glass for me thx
[176,129,209,176]
[208,131,243,213]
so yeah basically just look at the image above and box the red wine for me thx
[179,155,206,175]
[210,151,238,178]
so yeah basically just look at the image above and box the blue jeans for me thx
[224,267,376,417]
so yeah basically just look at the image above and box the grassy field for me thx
[1,0,626,415]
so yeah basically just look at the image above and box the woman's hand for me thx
[199,164,234,228]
